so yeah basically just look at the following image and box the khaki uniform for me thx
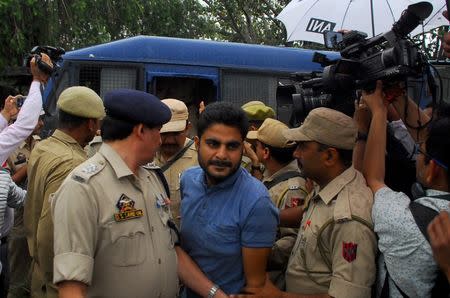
[154,138,197,227]
[264,160,307,289]
[52,143,178,297]
[7,137,39,298]
[85,135,103,158]
[285,167,377,298]
[24,130,87,298]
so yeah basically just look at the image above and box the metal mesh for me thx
[221,71,278,108]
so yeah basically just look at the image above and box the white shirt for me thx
[373,187,450,298]
[0,81,42,164]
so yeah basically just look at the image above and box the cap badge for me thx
[114,194,143,222]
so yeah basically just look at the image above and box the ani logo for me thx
[306,18,336,34]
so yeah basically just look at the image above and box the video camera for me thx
[291,1,434,123]
[23,45,65,75]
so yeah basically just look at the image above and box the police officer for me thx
[239,108,377,298]
[246,118,308,289]
[153,98,197,227]
[241,100,275,174]
[51,89,227,298]
[24,86,105,298]
[283,108,376,297]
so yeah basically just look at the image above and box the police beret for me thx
[241,100,275,121]
[104,89,171,127]
[57,86,105,119]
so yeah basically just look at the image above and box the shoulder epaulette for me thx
[71,159,105,183]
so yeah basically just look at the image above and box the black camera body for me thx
[23,46,65,75]
[16,96,26,108]
[291,1,433,123]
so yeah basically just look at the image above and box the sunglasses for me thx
[414,143,448,171]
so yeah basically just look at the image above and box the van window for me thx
[221,71,278,109]
[149,76,216,136]
[79,65,139,97]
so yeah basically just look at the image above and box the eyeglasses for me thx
[414,143,448,171]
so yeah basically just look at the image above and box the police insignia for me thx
[114,194,144,222]
[82,163,98,174]
[342,242,358,263]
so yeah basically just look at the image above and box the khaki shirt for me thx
[52,143,178,297]
[285,167,376,298]
[85,135,103,158]
[24,129,87,291]
[154,138,197,227]
[265,161,308,271]
[7,135,40,173]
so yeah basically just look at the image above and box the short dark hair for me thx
[318,143,353,168]
[197,102,249,140]
[261,142,295,165]
[426,117,450,181]
[101,116,135,141]
[57,109,88,129]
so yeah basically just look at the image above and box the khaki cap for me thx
[241,100,275,121]
[160,98,189,133]
[246,118,295,148]
[57,86,105,119]
[283,107,357,150]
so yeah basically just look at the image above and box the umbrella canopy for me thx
[277,0,448,43]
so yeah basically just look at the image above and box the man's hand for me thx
[1,95,19,122]
[235,274,284,298]
[361,81,387,114]
[353,99,371,133]
[30,53,52,84]
[243,141,259,166]
[427,209,450,282]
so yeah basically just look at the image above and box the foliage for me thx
[413,26,449,61]
[0,0,214,70]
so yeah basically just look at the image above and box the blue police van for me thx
[44,35,337,127]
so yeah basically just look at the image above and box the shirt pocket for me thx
[204,223,240,256]
[108,220,147,267]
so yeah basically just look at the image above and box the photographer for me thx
[363,81,450,297]
[0,54,52,164]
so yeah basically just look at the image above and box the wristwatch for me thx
[251,163,265,172]
[356,131,368,142]
[207,284,220,298]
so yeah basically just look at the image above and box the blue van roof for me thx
[63,35,338,73]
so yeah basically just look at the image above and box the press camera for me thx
[23,46,65,75]
[291,1,434,122]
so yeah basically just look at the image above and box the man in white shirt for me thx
[0,54,51,164]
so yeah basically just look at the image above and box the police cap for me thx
[104,89,171,127]
[57,86,105,119]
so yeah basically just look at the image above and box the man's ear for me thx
[134,123,145,139]
[323,148,338,166]
[194,135,200,150]
[262,146,270,160]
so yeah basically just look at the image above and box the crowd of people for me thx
[0,17,449,298]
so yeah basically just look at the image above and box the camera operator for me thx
[0,54,52,165]
[363,81,450,297]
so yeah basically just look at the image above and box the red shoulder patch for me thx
[342,242,358,263]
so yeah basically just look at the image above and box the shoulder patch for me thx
[71,160,105,183]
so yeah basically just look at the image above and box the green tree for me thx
[196,0,291,45]
[0,0,213,70]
